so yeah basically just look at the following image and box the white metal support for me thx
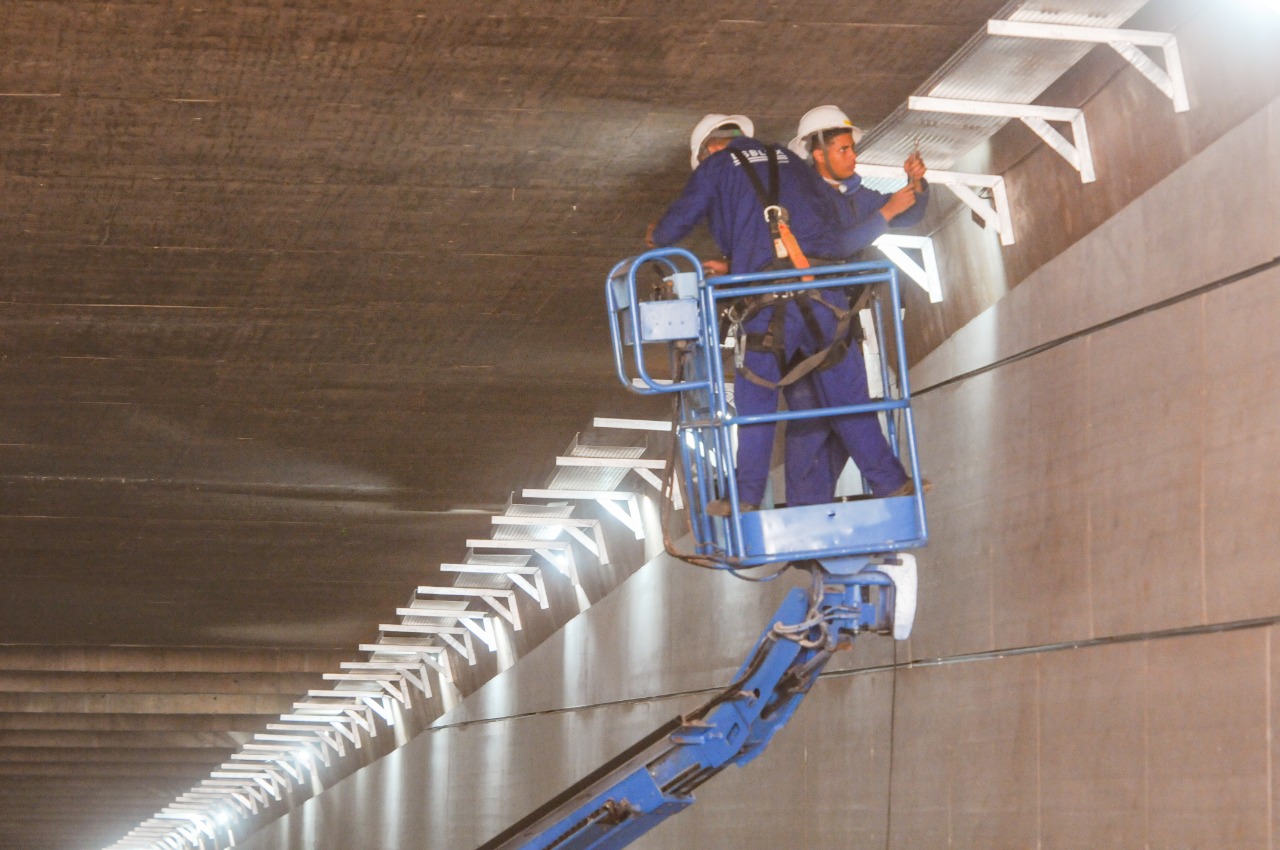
[266,722,347,757]
[356,643,454,682]
[521,489,645,539]
[257,734,332,767]
[209,771,271,798]
[325,670,416,706]
[181,789,244,815]
[273,716,359,750]
[442,560,547,606]
[326,719,361,748]
[490,514,611,563]
[339,660,436,698]
[186,788,257,816]
[553,455,674,506]
[243,740,322,772]
[325,672,399,701]
[857,163,1014,245]
[871,234,943,303]
[458,613,497,651]
[343,706,376,737]
[210,771,280,801]
[442,561,550,609]
[416,585,522,630]
[909,95,1096,182]
[563,523,607,562]
[599,493,644,539]
[158,811,217,841]
[250,775,283,800]
[228,790,256,816]
[441,626,477,661]
[377,677,407,705]
[987,19,1189,112]
[229,751,297,772]
[280,755,311,782]
[466,537,582,589]
[359,694,394,724]
[377,623,478,665]
[214,764,289,793]
[305,686,380,700]
[393,605,498,651]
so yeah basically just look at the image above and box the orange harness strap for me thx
[775,219,813,282]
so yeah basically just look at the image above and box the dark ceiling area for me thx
[0,2,1010,848]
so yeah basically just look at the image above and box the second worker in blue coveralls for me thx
[782,105,931,506]
[647,113,919,514]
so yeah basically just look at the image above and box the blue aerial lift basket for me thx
[605,248,928,570]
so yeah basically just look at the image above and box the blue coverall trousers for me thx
[733,292,909,507]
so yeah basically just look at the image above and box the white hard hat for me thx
[688,113,754,170]
[787,105,864,160]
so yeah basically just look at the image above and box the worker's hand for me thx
[906,153,926,185]
[644,221,658,249]
[702,258,729,276]
[880,186,918,221]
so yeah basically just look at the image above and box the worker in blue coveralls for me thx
[646,113,919,515]
[781,105,932,506]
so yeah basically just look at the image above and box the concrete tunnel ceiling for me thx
[0,1,1035,848]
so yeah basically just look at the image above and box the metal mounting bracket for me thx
[859,163,1015,245]
[441,559,550,609]
[909,95,1096,183]
[872,234,943,303]
[988,19,1189,112]
[522,488,646,540]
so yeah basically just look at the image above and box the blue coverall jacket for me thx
[650,137,878,274]
[785,174,930,506]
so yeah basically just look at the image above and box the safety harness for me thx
[727,148,865,390]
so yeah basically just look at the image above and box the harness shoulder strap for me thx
[730,148,778,209]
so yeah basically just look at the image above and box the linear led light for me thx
[592,417,672,431]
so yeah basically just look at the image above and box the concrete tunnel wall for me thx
[234,45,1280,850]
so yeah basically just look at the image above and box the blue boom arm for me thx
[474,562,909,850]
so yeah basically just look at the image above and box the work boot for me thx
[884,478,931,498]
[705,499,759,517]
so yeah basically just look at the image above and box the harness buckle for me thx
[761,204,788,225]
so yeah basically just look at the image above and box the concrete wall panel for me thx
[1204,266,1280,622]
[1145,628,1269,849]
[1086,298,1206,635]
[887,655,1042,849]
[1039,641,1146,850]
